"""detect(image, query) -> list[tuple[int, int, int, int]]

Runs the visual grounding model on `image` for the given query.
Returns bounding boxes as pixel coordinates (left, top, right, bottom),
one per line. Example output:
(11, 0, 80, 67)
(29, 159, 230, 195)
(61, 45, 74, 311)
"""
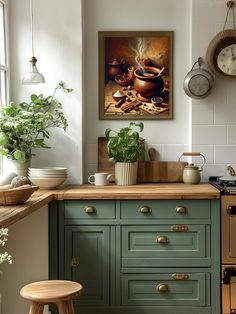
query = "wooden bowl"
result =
(0, 185, 39, 205)
(112, 91, 125, 102)
(115, 74, 133, 87)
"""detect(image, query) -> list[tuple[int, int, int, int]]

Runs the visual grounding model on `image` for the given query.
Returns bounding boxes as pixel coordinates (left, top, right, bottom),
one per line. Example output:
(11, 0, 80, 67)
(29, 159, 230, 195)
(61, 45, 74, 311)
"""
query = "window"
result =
(0, 0, 8, 107)
(0, 0, 8, 172)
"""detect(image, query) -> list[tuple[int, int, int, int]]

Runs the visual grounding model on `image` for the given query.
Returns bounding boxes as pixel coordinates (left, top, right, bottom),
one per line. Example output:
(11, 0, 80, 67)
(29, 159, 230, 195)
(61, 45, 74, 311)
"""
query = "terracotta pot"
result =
(133, 66, 164, 100)
(107, 58, 126, 79)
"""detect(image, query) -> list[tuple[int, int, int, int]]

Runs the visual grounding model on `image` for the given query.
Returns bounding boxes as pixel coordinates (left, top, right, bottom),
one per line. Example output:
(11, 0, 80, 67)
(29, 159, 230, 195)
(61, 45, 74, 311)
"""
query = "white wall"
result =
(8, 0, 84, 184)
(83, 0, 192, 180)
(0, 206, 48, 314)
(9, 0, 236, 183)
(192, 0, 236, 181)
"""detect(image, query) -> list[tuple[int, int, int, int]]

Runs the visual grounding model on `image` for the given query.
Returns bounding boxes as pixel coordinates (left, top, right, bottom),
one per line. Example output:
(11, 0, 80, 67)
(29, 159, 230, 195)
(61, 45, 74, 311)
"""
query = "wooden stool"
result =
(20, 280, 83, 314)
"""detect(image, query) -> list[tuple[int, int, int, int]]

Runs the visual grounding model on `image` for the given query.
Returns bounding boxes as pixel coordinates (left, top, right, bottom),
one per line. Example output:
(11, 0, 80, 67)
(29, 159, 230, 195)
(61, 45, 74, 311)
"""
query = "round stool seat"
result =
(20, 280, 83, 314)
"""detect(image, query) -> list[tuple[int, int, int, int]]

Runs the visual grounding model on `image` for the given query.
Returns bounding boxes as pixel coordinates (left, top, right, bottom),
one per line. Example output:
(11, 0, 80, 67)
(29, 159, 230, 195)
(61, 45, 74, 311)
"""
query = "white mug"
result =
(88, 172, 112, 186)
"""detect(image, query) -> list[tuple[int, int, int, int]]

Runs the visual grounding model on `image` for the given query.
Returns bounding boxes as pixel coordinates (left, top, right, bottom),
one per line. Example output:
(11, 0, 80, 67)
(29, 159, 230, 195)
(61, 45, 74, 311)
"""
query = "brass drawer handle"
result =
(172, 225, 188, 232)
(84, 206, 96, 214)
(139, 206, 151, 214)
(172, 273, 189, 280)
(72, 257, 80, 268)
(156, 283, 169, 292)
(175, 205, 187, 214)
(157, 235, 168, 244)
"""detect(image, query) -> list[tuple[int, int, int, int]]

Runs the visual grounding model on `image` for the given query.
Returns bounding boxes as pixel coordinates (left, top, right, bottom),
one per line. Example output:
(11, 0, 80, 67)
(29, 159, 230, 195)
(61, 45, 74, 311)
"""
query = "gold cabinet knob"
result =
(157, 235, 168, 244)
(175, 205, 187, 214)
(72, 257, 80, 268)
(139, 206, 151, 214)
(84, 206, 96, 214)
(156, 283, 169, 292)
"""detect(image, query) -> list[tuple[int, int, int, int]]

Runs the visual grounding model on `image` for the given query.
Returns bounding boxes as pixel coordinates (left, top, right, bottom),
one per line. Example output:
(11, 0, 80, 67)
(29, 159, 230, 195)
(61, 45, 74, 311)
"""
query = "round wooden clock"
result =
(206, 29, 236, 79)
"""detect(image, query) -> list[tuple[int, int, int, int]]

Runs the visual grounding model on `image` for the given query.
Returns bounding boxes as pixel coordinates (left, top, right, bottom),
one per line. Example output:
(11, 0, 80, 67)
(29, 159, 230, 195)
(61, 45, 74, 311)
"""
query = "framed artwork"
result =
(99, 31, 173, 120)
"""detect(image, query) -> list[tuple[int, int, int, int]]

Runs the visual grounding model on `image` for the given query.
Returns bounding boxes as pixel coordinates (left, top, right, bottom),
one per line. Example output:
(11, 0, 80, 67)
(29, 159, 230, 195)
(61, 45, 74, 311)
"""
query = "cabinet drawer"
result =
(64, 200, 116, 219)
(121, 272, 210, 306)
(120, 200, 210, 220)
(122, 225, 209, 259)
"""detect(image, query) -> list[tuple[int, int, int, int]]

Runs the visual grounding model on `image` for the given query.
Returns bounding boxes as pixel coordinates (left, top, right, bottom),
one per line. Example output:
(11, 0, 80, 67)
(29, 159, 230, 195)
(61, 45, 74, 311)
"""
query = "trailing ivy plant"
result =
(0, 81, 72, 163)
(105, 122, 145, 163)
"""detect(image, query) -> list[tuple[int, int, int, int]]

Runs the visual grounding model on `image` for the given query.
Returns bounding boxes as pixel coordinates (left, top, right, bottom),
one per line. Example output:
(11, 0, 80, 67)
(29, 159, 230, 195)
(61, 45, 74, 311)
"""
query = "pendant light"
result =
(22, 0, 45, 84)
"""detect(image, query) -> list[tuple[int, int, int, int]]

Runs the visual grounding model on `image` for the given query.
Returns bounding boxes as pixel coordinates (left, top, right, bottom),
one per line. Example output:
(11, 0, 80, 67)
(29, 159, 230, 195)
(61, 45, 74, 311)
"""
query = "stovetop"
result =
(209, 176, 236, 195)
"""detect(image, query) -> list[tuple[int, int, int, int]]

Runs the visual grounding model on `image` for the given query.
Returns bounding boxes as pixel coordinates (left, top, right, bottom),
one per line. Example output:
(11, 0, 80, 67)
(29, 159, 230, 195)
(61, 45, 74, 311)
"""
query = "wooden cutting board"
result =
(97, 138, 187, 182)
(98, 137, 116, 181)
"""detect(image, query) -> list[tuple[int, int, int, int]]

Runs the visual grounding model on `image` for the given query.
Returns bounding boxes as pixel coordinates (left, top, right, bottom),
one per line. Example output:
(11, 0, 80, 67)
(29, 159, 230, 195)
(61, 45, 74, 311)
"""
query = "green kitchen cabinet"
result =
(49, 198, 220, 314)
(64, 225, 110, 307)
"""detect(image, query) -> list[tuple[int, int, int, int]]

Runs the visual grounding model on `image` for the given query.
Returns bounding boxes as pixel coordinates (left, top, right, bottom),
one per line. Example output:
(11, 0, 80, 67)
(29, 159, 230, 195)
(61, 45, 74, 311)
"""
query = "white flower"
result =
(0, 228, 12, 265)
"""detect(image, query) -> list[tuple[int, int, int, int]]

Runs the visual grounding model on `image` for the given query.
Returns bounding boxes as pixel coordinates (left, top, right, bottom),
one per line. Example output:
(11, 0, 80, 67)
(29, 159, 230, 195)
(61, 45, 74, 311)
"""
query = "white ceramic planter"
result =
(115, 162, 138, 185)
(5, 159, 31, 177)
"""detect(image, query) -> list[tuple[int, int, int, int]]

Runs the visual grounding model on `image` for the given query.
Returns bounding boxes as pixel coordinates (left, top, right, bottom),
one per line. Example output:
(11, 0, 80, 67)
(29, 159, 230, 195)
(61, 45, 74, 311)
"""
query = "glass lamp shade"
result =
(22, 56, 45, 84)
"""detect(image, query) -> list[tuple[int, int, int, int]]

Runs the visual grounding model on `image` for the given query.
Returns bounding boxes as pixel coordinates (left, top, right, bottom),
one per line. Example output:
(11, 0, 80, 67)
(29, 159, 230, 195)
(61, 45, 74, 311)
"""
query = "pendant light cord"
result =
(223, 1, 236, 30)
(30, 0, 34, 57)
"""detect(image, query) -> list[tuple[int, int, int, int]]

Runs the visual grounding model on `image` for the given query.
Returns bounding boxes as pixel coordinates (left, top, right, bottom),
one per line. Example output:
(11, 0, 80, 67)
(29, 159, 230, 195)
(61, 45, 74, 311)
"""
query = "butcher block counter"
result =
(0, 183, 220, 227)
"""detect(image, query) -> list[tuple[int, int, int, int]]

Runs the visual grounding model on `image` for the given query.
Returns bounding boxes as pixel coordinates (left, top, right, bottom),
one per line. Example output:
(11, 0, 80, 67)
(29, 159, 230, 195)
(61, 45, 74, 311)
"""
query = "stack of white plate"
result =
(28, 167, 67, 189)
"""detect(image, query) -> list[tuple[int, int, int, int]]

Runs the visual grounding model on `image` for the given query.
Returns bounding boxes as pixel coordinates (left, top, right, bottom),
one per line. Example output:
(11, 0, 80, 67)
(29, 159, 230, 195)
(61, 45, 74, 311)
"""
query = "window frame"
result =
(0, 0, 9, 172)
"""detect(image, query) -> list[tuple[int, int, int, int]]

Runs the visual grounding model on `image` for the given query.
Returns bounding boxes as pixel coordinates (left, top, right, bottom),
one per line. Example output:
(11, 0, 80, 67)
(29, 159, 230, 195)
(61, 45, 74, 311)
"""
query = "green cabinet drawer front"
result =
(64, 225, 110, 306)
(122, 225, 209, 258)
(64, 200, 116, 219)
(121, 272, 210, 306)
(121, 200, 210, 220)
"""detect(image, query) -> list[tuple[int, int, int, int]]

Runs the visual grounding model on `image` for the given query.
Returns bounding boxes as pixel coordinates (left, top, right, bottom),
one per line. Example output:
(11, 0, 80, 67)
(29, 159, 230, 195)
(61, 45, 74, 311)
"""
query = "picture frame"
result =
(99, 31, 173, 120)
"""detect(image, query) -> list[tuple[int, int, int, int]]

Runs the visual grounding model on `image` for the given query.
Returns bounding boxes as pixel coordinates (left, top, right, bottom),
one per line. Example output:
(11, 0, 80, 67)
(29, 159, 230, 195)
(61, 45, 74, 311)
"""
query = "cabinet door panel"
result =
(121, 272, 210, 306)
(65, 225, 110, 306)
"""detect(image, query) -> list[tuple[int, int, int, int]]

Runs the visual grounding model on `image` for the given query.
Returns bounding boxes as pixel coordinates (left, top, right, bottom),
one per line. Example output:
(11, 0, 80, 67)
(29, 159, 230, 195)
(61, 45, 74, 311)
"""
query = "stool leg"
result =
(66, 299, 75, 314)
(57, 299, 75, 314)
(29, 301, 44, 314)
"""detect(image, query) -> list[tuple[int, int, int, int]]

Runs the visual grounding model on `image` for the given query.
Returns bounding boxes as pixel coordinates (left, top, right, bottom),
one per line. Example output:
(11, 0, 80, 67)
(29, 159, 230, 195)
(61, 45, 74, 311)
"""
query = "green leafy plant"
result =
(0, 228, 12, 265)
(105, 122, 145, 163)
(0, 81, 72, 163)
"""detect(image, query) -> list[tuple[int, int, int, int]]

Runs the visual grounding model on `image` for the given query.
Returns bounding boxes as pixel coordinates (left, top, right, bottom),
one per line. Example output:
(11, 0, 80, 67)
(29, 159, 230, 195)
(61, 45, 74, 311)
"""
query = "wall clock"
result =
(206, 29, 236, 79)
(206, 1, 236, 79)
(183, 58, 214, 99)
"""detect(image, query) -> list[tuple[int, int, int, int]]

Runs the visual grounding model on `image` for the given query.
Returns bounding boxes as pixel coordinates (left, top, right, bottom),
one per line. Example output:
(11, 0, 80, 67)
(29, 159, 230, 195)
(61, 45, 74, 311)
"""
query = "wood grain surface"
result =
(63, 183, 220, 200)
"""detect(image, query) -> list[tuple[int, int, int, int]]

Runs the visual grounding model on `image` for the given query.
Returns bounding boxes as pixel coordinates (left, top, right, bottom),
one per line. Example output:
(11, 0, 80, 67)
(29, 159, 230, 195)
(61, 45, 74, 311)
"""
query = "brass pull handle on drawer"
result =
(139, 206, 151, 214)
(172, 273, 189, 280)
(72, 257, 80, 268)
(84, 206, 96, 214)
(175, 205, 187, 214)
(157, 235, 168, 244)
(156, 283, 169, 292)
(172, 225, 188, 232)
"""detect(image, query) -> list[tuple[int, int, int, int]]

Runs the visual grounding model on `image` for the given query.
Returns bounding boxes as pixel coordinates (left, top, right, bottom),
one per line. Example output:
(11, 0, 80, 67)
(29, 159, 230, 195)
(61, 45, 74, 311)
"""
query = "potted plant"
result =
(105, 122, 145, 185)
(0, 81, 72, 176)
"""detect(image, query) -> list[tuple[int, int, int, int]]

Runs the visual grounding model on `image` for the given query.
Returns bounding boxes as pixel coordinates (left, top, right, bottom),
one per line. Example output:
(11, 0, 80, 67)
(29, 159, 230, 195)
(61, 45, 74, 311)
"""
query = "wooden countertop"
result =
(0, 183, 220, 227)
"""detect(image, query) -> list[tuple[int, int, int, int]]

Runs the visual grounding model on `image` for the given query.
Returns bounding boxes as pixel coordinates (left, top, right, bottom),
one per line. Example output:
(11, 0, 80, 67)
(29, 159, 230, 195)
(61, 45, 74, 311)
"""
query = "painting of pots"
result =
(99, 31, 173, 120)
